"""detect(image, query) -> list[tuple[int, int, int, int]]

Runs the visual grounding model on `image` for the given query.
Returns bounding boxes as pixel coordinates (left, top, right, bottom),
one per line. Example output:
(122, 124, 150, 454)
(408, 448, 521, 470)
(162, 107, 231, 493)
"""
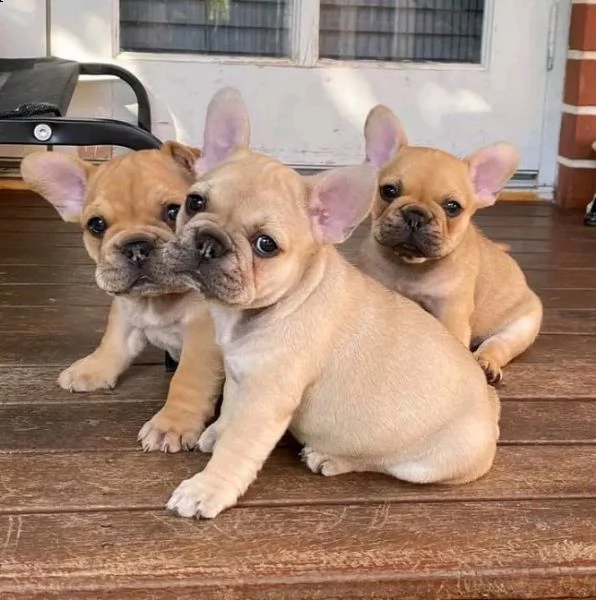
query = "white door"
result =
(50, 0, 568, 187)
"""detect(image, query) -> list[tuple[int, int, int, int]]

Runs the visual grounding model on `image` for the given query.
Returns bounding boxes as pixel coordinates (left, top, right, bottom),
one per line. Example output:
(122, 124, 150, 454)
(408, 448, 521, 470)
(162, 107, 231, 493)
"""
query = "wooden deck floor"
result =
(0, 191, 595, 599)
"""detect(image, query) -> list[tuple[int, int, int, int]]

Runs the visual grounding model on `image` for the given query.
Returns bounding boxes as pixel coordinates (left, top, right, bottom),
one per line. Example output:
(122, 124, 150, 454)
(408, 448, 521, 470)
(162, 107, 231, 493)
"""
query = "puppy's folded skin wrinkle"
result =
(20, 142, 224, 453)
(160, 86, 500, 521)
(359, 104, 543, 384)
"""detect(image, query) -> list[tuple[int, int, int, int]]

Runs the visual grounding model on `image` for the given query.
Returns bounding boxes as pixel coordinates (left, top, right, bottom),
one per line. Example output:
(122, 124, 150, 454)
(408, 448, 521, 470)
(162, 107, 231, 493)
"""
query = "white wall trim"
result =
(571, 0, 596, 4)
(562, 103, 596, 114)
(537, 0, 572, 188)
(558, 155, 596, 168)
(568, 50, 596, 59)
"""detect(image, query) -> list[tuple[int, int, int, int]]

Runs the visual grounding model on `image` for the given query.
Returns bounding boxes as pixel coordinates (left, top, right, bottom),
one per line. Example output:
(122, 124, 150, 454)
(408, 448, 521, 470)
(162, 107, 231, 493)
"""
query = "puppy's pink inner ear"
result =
(20, 154, 90, 222)
(308, 165, 377, 245)
(467, 144, 520, 207)
(366, 127, 399, 169)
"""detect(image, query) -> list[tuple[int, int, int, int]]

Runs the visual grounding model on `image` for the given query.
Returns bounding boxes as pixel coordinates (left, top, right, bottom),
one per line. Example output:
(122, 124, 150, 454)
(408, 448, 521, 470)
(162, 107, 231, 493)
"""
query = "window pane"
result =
(319, 0, 485, 64)
(120, 0, 292, 58)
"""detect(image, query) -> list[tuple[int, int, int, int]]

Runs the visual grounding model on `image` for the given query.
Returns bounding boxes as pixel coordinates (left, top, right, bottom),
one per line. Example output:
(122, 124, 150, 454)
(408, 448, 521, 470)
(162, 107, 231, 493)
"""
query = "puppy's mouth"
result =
(375, 221, 444, 262)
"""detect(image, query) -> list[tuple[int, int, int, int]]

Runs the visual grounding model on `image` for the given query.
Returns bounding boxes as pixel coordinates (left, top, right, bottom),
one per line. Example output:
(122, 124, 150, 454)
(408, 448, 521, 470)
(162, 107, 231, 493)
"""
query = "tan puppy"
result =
(20, 145, 223, 452)
(159, 87, 500, 520)
(358, 106, 543, 384)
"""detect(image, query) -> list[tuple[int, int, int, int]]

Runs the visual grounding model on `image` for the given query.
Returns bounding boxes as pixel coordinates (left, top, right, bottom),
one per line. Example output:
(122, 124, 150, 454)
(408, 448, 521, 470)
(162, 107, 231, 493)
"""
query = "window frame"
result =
(112, 0, 495, 72)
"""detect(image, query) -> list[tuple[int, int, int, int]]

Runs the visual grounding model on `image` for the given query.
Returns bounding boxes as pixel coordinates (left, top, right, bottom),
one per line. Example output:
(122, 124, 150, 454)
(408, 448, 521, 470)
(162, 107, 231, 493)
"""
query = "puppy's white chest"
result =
(118, 296, 192, 360)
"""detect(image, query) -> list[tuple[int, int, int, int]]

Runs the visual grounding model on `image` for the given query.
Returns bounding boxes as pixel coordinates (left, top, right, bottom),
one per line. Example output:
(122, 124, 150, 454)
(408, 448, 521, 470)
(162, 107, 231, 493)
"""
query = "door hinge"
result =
(546, 0, 559, 71)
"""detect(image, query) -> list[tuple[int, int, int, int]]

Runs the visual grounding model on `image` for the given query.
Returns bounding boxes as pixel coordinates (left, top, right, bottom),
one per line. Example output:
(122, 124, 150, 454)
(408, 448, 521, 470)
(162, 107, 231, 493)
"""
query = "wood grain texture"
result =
(1, 446, 594, 515)
(0, 400, 593, 453)
(0, 501, 594, 598)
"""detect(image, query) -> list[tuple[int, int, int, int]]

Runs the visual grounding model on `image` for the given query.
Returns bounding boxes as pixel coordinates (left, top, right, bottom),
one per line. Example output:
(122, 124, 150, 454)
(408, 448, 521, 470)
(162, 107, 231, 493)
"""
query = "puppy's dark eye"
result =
(87, 216, 107, 237)
(252, 235, 279, 258)
(164, 203, 181, 223)
(185, 193, 207, 214)
(380, 182, 401, 202)
(443, 199, 463, 218)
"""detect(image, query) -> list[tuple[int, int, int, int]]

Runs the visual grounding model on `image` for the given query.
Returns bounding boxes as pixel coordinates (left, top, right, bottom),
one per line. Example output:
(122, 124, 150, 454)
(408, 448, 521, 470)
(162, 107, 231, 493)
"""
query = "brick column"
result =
(556, 0, 596, 209)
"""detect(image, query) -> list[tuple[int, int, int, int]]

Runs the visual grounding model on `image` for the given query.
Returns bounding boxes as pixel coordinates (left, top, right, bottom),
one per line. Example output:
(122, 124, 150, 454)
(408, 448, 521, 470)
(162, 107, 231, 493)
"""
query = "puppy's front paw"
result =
(300, 446, 355, 477)
(474, 353, 503, 385)
(166, 472, 238, 519)
(58, 357, 118, 392)
(138, 406, 206, 453)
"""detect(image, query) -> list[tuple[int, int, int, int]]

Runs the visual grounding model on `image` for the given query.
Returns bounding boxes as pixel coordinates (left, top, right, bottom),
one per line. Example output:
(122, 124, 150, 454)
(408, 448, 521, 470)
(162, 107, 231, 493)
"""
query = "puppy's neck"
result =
(117, 289, 200, 325)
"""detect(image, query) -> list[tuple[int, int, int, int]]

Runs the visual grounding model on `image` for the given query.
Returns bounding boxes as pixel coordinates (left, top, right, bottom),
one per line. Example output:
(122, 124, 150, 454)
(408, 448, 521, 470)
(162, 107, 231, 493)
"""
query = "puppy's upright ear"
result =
(195, 87, 251, 175)
(20, 152, 95, 223)
(306, 165, 377, 245)
(162, 141, 202, 179)
(364, 105, 408, 169)
(465, 142, 520, 208)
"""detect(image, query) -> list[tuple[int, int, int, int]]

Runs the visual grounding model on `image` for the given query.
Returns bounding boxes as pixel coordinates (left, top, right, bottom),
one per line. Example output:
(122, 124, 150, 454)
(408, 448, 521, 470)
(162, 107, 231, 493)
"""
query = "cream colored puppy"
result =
(158, 88, 500, 520)
(21, 144, 224, 452)
(358, 106, 543, 384)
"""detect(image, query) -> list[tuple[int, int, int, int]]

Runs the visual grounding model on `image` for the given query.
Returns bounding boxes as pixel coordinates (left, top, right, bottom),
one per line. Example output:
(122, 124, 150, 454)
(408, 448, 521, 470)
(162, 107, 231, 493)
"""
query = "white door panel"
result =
(51, 0, 560, 179)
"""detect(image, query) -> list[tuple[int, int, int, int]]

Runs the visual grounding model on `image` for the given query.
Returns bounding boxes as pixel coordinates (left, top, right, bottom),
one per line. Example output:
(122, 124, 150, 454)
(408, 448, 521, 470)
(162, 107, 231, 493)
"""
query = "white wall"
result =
(0, 1, 47, 157)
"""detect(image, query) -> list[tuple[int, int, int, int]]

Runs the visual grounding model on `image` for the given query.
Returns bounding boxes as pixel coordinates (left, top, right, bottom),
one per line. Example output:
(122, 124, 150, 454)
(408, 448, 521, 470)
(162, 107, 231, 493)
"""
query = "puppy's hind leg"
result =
(386, 388, 500, 485)
(474, 294, 542, 384)
(301, 446, 371, 477)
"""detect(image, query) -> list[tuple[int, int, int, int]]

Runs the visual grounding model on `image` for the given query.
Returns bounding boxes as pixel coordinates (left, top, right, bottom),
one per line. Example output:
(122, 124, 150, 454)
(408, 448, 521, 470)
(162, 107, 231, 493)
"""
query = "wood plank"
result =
(0, 333, 162, 367)
(1, 304, 594, 338)
(525, 269, 596, 289)
(542, 309, 596, 334)
(0, 247, 93, 265)
(0, 500, 594, 598)
(1, 446, 594, 516)
(0, 284, 108, 307)
(0, 366, 171, 405)
(0, 265, 95, 285)
(0, 400, 593, 453)
(3, 361, 596, 404)
(502, 361, 596, 398)
(31, 442, 596, 510)
(3, 265, 596, 290)
(0, 331, 592, 368)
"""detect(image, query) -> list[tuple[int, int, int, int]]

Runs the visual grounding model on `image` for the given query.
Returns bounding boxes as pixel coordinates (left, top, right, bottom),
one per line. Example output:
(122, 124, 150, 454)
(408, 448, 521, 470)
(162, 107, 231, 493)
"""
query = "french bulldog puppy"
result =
(358, 105, 543, 384)
(159, 87, 500, 520)
(20, 144, 224, 452)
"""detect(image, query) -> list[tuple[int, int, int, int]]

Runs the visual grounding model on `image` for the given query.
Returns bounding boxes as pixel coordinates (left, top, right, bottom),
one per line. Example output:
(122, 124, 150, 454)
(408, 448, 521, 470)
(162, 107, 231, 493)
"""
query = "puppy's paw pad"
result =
(58, 361, 117, 393)
(197, 422, 221, 454)
(301, 447, 352, 477)
(138, 408, 205, 453)
(166, 474, 237, 519)
(475, 356, 503, 385)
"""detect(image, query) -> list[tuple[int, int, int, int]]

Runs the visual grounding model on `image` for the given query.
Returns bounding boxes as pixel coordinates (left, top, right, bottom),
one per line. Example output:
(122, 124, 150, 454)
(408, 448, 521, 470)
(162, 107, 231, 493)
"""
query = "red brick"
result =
(569, 3, 596, 51)
(556, 163, 596, 209)
(559, 113, 596, 159)
(564, 59, 596, 106)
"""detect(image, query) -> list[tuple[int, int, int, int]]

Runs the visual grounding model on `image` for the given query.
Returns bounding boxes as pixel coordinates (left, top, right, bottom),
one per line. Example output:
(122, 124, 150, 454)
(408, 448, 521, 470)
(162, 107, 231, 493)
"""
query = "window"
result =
(120, 0, 486, 64)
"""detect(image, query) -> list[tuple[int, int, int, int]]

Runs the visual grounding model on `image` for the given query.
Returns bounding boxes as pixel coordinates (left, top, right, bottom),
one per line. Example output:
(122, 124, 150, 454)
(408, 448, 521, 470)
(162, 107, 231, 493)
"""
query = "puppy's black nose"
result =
(122, 240, 153, 266)
(402, 208, 429, 231)
(195, 231, 227, 262)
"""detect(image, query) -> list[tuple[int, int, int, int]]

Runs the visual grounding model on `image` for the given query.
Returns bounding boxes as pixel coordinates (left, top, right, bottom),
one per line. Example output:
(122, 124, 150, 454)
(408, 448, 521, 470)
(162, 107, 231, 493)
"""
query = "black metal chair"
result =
(0, 56, 178, 371)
